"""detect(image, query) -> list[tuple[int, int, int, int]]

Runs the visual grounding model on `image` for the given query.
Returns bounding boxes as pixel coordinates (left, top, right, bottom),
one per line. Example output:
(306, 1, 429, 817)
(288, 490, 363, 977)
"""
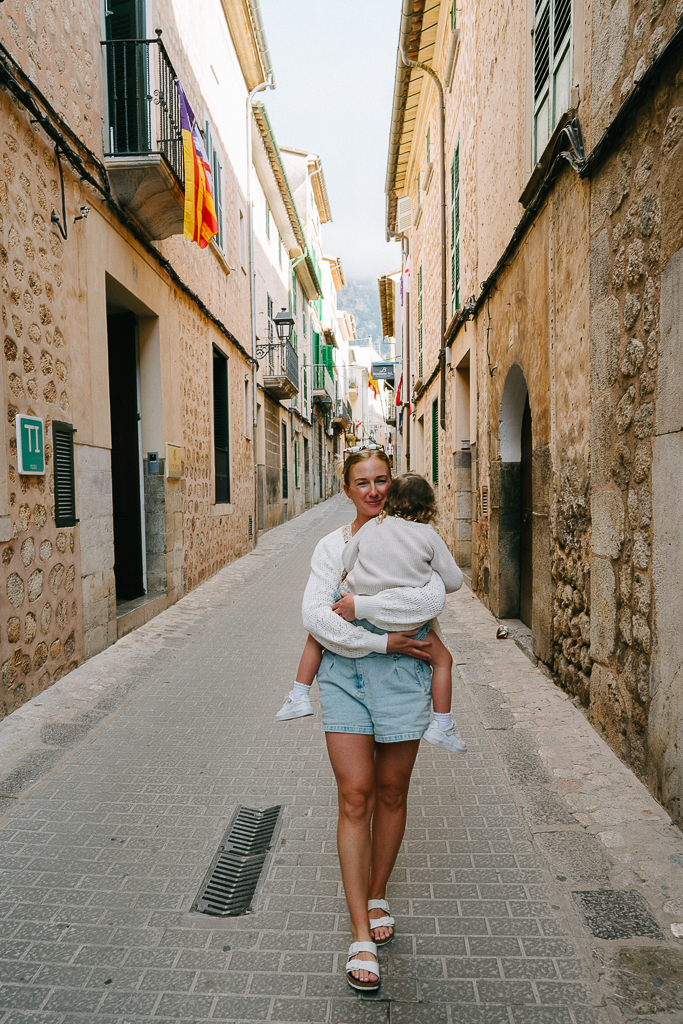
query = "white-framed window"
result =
(533, 0, 572, 162)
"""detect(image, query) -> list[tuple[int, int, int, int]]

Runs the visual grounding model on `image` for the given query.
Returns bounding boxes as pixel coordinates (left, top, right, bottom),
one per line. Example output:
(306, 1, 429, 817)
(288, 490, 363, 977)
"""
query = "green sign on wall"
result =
(16, 414, 45, 475)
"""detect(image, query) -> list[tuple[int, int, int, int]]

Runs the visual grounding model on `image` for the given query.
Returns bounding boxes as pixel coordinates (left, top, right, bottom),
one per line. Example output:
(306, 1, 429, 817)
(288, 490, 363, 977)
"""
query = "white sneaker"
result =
(423, 720, 467, 753)
(275, 691, 314, 721)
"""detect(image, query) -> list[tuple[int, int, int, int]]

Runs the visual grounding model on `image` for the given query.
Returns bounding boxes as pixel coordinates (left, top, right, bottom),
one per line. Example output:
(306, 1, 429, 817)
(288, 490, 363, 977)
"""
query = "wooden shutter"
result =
(213, 349, 230, 504)
(451, 144, 460, 314)
(534, 0, 572, 162)
(432, 398, 439, 484)
(281, 422, 288, 499)
(52, 421, 78, 528)
(213, 149, 223, 250)
(417, 265, 423, 379)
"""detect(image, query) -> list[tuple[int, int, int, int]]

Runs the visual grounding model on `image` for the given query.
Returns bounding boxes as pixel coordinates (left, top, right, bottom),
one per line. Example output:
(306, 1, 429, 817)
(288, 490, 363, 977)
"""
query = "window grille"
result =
(267, 294, 274, 375)
(417, 265, 423, 379)
(451, 143, 460, 314)
(213, 349, 230, 504)
(52, 421, 77, 527)
(432, 398, 439, 484)
(481, 485, 489, 520)
(533, 0, 572, 162)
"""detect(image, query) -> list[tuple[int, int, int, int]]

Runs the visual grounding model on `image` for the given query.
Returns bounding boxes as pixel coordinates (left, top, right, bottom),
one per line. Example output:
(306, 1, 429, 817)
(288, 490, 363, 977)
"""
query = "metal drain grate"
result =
(193, 804, 282, 917)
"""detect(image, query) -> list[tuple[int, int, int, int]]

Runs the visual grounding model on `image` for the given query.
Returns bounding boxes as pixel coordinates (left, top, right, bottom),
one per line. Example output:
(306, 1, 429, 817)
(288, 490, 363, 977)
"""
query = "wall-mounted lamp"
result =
(74, 206, 90, 222)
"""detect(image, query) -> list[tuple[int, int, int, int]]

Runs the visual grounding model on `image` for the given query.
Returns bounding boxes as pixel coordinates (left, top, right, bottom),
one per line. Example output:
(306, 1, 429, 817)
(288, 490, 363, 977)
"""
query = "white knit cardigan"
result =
(301, 525, 447, 659)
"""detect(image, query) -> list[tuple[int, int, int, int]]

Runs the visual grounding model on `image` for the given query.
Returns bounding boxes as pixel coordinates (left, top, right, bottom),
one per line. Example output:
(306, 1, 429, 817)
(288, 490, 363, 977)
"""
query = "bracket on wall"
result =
(50, 144, 68, 240)
(558, 116, 586, 174)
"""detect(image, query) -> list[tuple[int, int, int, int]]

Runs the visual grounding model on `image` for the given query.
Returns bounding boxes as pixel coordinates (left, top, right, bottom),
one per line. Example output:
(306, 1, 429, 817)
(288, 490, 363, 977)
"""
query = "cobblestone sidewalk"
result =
(1, 496, 682, 1024)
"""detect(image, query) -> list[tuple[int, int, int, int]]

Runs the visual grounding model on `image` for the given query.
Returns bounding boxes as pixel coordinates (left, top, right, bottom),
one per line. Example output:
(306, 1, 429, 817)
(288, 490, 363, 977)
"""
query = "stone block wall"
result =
(588, 0, 683, 816)
(76, 442, 115, 661)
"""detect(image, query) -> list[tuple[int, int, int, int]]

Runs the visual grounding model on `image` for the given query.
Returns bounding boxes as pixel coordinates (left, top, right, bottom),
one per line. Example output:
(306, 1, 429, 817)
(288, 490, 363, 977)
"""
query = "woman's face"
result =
(344, 457, 392, 520)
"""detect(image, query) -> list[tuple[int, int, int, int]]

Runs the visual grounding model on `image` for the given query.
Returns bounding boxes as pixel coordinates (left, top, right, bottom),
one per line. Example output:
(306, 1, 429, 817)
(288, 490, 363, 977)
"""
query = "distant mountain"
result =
(338, 280, 382, 347)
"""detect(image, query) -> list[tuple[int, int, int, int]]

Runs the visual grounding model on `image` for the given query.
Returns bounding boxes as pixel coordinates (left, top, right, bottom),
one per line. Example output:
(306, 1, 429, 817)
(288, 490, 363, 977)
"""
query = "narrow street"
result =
(1, 495, 682, 1024)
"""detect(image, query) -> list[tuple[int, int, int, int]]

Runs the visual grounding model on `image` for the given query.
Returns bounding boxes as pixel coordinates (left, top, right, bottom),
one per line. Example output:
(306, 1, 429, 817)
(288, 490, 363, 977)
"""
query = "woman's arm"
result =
(353, 570, 447, 625)
(302, 537, 390, 658)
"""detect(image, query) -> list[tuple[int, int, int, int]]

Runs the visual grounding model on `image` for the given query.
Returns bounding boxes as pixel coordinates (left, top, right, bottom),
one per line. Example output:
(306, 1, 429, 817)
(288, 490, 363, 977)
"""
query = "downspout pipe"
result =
(247, 74, 274, 542)
(400, 50, 447, 432)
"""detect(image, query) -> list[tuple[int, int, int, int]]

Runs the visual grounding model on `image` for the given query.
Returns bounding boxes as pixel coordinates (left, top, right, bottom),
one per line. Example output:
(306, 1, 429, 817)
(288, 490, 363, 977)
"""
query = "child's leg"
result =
(428, 634, 453, 715)
(295, 634, 324, 687)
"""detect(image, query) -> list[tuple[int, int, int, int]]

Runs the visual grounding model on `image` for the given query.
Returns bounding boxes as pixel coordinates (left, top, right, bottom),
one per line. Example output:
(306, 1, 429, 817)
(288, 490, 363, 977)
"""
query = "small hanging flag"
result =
(395, 374, 403, 407)
(368, 369, 379, 397)
(177, 81, 218, 248)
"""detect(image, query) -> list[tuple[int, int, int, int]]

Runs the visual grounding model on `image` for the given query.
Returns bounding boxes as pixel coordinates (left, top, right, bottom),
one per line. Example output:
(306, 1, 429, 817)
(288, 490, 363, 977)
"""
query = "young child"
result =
(276, 473, 467, 753)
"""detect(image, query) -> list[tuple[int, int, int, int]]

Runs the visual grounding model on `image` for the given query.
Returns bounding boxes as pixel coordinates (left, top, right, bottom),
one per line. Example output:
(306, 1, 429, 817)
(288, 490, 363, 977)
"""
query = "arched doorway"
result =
(493, 364, 532, 625)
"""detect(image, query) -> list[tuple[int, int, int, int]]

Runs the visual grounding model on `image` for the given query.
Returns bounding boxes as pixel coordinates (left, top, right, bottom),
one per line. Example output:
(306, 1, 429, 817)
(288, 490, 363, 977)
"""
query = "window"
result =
(265, 203, 271, 240)
(451, 0, 457, 29)
(244, 377, 251, 439)
(426, 125, 431, 166)
(239, 210, 246, 270)
(417, 264, 423, 379)
(291, 268, 297, 317)
(213, 348, 230, 503)
(451, 142, 460, 314)
(432, 398, 439, 485)
(302, 307, 307, 338)
(205, 121, 224, 251)
(533, 0, 572, 162)
(281, 422, 289, 500)
(294, 440, 299, 488)
(417, 170, 421, 206)
(52, 420, 77, 527)
(267, 294, 274, 374)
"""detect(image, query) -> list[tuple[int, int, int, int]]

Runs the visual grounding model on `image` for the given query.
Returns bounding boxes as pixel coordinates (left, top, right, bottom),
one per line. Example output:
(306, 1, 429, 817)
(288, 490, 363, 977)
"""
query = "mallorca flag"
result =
(177, 82, 218, 248)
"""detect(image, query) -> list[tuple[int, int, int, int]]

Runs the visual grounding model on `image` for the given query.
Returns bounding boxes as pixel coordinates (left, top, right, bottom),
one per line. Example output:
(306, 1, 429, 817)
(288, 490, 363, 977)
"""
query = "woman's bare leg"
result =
(368, 739, 420, 942)
(325, 732, 378, 983)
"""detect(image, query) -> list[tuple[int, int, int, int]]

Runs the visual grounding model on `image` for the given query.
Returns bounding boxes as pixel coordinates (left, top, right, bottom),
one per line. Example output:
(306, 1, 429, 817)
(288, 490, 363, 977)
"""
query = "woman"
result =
(301, 448, 447, 990)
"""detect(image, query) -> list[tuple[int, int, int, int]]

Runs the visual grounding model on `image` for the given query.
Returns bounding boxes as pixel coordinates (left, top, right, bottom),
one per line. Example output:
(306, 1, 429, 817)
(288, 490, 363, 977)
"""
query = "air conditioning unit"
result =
(396, 196, 412, 233)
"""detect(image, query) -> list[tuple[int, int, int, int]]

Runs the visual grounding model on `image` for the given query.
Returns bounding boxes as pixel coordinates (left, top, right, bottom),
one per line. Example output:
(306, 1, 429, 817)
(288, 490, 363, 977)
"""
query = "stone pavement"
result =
(1, 495, 683, 1024)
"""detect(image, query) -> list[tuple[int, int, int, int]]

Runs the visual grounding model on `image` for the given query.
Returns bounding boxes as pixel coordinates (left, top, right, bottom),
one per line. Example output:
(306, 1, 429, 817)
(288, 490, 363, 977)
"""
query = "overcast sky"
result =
(259, 0, 401, 283)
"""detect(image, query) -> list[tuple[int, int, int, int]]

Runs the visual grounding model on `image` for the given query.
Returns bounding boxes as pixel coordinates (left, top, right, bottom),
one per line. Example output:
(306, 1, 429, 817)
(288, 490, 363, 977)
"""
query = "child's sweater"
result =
(342, 516, 463, 629)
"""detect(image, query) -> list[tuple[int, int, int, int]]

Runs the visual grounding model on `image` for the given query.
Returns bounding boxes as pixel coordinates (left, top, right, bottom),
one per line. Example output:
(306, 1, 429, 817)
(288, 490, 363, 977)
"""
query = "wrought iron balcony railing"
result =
(102, 31, 183, 185)
(261, 340, 299, 400)
(333, 398, 352, 426)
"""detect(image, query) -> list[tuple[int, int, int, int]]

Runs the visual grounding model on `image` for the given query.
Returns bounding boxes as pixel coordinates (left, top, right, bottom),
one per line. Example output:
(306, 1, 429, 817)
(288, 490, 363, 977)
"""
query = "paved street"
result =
(1, 495, 683, 1024)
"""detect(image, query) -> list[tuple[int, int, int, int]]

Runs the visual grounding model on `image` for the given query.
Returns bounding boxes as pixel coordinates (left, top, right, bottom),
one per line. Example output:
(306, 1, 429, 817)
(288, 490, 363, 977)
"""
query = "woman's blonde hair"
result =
(335, 449, 393, 487)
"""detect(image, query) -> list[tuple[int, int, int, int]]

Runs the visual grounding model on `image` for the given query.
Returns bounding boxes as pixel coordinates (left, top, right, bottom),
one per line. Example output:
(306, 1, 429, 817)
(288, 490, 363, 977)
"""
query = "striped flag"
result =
(177, 82, 218, 249)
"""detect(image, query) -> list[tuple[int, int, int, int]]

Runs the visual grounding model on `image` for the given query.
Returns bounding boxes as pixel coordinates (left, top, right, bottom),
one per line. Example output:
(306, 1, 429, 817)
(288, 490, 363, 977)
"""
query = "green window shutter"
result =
(313, 331, 321, 365)
(426, 125, 431, 165)
(451, 0, 457, 29)
(281, 422, 288, 500)
(417, 264, 423, 379)
(213, 149, 223, 250)
(432, 398, 439, 484)
(213, 348, 230, 503)
(52, 420, 77, 527)
(451, 144, 460, 314)
(294, 440, 299, 488)
(322, 345, 334, 375)
(533, 0, 572, 162)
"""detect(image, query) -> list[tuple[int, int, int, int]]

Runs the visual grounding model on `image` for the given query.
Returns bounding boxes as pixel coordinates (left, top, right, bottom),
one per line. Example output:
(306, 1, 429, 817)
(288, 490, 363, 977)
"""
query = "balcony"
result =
(385, 403, 397, 425)
(311, 364, 335, 405)
(102, 32, 185, 239)
(333, 398, 352, 428)
(261, 340, 299, 400)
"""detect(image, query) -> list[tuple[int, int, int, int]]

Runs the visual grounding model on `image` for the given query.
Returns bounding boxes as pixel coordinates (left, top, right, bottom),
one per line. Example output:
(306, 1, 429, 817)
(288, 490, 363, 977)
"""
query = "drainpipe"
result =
(400, 49, 447, 432)
(247, 74, 274, 541)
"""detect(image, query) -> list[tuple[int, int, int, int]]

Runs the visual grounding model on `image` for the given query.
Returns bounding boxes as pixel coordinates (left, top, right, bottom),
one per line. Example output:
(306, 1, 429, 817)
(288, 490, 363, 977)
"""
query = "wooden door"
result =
(520, 394, 533, 627)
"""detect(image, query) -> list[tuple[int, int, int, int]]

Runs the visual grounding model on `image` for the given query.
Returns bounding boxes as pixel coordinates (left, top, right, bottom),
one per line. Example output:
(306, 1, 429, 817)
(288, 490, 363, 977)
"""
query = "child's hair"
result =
(383, 472, 438, 524)
(335, 448, 393, 487)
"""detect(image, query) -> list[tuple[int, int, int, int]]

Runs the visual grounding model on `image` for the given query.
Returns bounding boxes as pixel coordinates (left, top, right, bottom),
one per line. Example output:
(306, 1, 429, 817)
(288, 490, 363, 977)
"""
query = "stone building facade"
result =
(0, 0, 343, 718)
(386, 0, 683, 823)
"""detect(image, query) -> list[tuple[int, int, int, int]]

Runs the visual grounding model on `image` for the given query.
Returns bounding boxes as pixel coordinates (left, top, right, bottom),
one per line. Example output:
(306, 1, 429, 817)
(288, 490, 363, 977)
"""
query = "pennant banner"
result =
(177, 81, 218, 249)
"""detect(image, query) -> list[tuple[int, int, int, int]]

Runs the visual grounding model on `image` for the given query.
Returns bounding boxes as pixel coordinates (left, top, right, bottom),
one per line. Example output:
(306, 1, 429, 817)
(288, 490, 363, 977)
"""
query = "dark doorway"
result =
(520, 394, 533, 627)
(107, 312, 145, 601)
(304, 437, 310, 507)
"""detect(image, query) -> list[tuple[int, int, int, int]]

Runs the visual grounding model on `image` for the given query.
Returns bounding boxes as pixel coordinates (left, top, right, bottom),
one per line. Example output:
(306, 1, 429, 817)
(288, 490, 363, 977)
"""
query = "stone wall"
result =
(588, 0, 683, 817)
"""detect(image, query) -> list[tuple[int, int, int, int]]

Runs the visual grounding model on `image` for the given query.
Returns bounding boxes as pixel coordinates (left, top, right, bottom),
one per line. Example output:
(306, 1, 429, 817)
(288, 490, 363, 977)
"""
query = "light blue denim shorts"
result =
(318, 593, 433, 743)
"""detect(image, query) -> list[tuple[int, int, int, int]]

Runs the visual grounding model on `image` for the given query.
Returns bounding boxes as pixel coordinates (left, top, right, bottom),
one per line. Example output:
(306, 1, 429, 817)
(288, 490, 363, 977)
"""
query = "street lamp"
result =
(274, 308, 295, 344)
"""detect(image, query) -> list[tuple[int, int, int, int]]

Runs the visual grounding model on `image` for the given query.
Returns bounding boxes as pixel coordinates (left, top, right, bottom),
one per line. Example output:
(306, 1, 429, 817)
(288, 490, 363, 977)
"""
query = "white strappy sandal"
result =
(368, 898, 395, 945)
(345, 940, 380, 991)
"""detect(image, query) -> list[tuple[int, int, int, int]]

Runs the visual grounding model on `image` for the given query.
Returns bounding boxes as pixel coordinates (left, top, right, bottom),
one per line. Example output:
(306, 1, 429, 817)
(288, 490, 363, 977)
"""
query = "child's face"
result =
(344, 457, 392, 520)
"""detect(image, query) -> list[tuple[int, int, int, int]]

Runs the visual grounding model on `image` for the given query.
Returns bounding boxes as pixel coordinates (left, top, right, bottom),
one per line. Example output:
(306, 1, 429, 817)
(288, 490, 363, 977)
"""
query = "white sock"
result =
(289, 681, 311, 701)
(433, 712, 453, 731)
